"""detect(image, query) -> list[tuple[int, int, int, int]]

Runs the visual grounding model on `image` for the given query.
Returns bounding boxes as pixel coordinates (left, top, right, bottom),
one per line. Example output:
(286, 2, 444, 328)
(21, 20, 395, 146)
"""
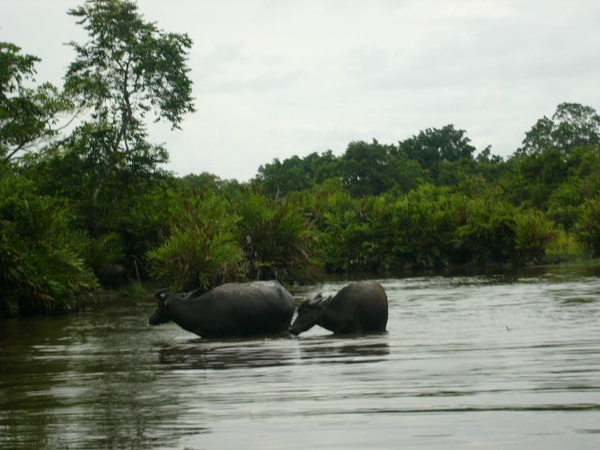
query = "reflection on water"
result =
(2, 265, 600, 448)
(157, 338, 299, 370)
(298, 336, 390, 365)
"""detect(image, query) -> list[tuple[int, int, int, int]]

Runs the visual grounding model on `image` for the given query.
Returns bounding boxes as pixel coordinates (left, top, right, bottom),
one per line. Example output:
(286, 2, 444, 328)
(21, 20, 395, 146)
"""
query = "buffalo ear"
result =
(155, 288, 170, 303)
(308, 292, 325, 306)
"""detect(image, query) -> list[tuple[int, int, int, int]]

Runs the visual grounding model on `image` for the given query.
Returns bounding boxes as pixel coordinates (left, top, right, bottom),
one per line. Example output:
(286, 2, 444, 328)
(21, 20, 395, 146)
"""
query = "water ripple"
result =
(2, 267, 600, 448)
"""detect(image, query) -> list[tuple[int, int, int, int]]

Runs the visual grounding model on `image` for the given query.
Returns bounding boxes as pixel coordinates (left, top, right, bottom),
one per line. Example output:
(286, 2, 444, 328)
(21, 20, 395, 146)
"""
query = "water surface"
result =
(2, 265, 600, 448)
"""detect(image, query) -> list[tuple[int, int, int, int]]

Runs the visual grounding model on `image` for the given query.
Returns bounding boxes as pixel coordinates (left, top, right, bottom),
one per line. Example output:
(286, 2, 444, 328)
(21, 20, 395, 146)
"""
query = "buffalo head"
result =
(289, 293, 328, 335)
(148, 289, 172, 326)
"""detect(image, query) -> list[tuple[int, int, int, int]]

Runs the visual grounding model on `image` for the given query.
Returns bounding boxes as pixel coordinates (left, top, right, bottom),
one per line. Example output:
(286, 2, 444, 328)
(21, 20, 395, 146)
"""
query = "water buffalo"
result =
(149, 281, 295, 338)
(96, 263, 129, 289)
(290, 281, 388, 335)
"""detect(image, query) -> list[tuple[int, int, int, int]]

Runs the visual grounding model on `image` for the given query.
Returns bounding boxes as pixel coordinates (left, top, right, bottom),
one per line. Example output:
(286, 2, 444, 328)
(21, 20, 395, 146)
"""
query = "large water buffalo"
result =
(149, 281, 295, 338)
(290, 281, 388, 335)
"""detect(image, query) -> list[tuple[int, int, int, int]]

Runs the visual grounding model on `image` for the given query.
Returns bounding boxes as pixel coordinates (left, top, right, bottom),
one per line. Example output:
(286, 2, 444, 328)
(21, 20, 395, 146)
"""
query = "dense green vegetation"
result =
(2, 0, 600, 316)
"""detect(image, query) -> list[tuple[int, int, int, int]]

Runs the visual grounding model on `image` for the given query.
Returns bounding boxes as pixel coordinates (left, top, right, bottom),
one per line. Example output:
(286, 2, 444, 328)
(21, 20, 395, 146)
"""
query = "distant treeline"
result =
(2, 1, 600, 316)
(185, 100, 600, 272)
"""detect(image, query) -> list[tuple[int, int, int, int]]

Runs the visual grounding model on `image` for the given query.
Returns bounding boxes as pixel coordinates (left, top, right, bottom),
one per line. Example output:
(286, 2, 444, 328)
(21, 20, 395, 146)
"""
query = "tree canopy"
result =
(519, 102, 600, 155)
(0, 42, 72, 163)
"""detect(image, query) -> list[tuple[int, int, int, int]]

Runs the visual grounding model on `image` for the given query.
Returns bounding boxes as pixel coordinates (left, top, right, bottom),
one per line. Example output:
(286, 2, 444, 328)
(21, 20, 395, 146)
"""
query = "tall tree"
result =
(341, 139, 412, 197)
(506, 103, 600, 211)
(397, 124, 476, 181)
(255, 150, 342, 196)
(256, 156, 313, 196)
(63, 0, 195, 210)
(0, 42, 72, 163)
(518, 102, 600, 155)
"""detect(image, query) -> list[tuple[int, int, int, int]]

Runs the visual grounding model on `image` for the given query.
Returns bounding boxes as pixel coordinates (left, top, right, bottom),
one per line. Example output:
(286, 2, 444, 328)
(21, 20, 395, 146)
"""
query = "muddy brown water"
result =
(2, 266, 600, 448)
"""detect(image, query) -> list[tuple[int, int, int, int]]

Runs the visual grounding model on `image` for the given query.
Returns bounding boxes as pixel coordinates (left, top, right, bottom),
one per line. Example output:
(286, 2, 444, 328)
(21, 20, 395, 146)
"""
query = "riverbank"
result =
(4, 256, 600, 320)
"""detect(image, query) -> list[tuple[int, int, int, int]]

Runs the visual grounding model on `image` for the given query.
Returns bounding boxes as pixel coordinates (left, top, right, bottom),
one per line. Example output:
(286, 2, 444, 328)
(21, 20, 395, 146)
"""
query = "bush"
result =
(453, 198, 557, 266)
(312, 185, 465, 271)
(453, 198, 518, 265)
(387, 185, 462, 269)
(235, 193, 318, 284)
(545, 229, 585, 260)
(147, 194, 243, 291)
(312, 191, 376, 272)
(0, 172, 97, 315)
(575, 197, 600, 256)
(81, 232, 125, 272)
(514, 210, 556, 263)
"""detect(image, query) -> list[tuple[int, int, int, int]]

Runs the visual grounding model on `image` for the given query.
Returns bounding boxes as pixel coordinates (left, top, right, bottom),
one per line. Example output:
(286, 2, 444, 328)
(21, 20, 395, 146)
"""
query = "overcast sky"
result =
(2, 0, 600, 181)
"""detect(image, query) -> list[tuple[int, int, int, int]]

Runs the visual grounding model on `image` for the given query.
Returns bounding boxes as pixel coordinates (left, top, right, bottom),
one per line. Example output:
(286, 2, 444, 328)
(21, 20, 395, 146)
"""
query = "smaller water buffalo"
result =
(149, 281, 295, 338)
(290, 281, 388, 335)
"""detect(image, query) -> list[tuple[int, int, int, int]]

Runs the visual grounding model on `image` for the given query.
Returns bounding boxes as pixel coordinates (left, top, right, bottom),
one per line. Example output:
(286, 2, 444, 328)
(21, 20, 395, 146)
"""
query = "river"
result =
(1, 265, 600, 449)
